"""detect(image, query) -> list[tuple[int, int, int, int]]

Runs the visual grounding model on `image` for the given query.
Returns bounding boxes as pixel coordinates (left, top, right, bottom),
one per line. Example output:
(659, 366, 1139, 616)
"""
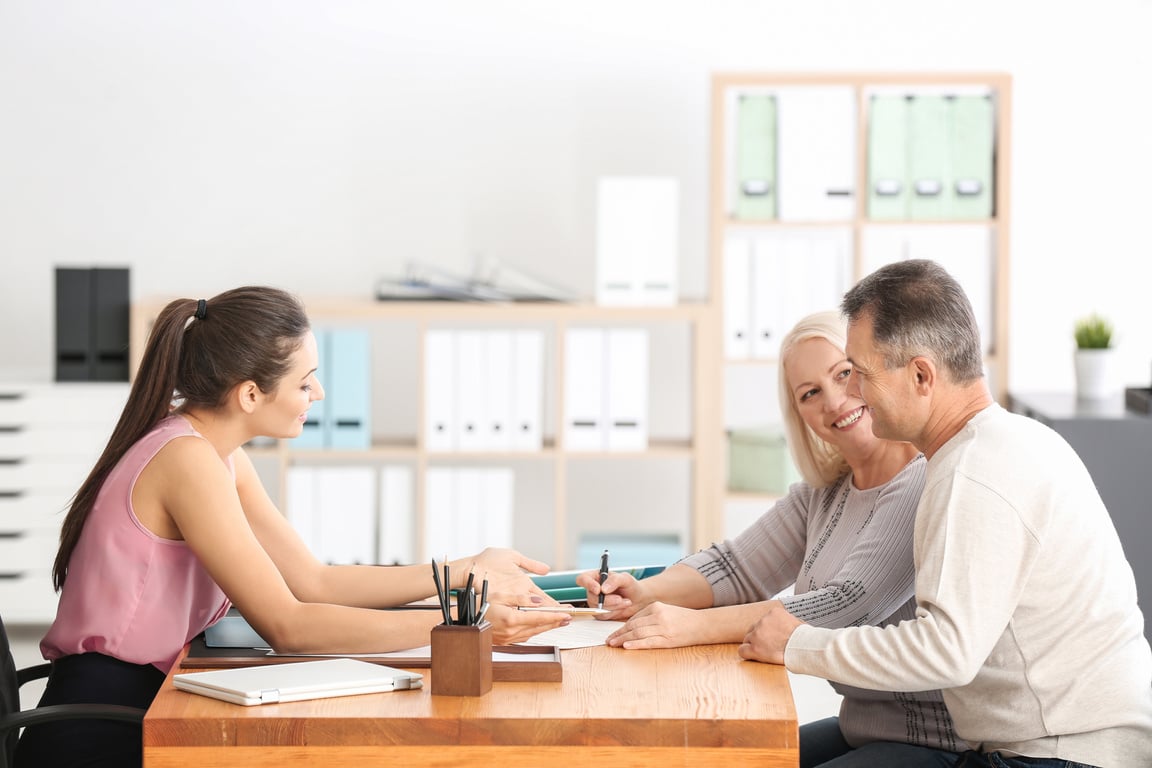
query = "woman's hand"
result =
(482, 596, 571, 645)
(574, 570, 647, 620)
(603, 601, 709, 649)
(458, 548, 552, 600)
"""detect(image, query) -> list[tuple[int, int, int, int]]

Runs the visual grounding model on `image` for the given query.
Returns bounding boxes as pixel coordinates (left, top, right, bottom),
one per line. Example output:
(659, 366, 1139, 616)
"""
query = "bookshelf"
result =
(711, 72, 1012, 511)
(130, 299, 723, 570)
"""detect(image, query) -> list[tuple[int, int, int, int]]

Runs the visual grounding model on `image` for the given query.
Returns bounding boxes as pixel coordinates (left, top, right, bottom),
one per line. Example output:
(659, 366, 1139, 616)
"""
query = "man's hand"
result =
(738, 600, 804, 665)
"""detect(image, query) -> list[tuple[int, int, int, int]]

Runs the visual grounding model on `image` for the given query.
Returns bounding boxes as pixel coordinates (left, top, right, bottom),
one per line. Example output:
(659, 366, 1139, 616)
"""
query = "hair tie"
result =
(194, 299, 207, 321)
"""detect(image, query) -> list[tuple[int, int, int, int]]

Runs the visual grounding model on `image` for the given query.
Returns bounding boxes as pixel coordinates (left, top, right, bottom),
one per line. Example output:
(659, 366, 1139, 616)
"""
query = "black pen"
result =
(431, 559, 452, 625)
(598, 549, 610, 610)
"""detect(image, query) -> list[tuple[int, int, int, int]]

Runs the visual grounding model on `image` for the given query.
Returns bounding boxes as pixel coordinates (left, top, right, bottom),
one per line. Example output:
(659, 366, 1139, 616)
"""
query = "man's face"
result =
(844, 315, 917, 442)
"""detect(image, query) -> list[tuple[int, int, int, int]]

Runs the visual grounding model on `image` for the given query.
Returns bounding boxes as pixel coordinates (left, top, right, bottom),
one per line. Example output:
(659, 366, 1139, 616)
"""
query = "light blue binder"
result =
(326, 328, 371, 449)
(292, 329, 327, 449)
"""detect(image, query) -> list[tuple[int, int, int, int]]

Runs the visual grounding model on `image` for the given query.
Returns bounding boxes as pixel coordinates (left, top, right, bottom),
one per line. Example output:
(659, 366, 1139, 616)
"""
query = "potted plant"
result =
(1073, 313, 1116, 400)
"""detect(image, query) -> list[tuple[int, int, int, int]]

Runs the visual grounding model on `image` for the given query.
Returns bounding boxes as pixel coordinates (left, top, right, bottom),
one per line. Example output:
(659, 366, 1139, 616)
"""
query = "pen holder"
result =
(430, 621, 493, 696)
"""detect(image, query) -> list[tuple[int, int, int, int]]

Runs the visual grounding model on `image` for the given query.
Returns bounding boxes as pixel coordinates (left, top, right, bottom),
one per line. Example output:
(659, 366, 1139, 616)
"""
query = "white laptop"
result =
(172, 658, 423, 706)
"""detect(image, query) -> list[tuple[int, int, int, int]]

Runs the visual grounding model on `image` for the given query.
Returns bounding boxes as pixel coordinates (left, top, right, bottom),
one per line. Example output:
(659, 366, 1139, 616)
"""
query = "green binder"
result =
(867, 95, 909, 220)
(735, 94, 777, 221)
(907, 95, 952, 220)
(949, 95, 995, 220)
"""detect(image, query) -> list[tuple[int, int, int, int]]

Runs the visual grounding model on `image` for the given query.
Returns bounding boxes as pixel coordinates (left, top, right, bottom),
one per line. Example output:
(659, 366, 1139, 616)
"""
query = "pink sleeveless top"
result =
(41, 415, 231, 673)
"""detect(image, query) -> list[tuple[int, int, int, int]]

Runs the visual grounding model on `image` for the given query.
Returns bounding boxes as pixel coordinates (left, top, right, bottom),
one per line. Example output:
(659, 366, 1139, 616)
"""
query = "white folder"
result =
(454, 468, 484, 559)
(424, 467, 456, 561)
(509, 330, 543, 451)
(378, 465, 414, 566)
(776, 87, 856, 221)
(424, 331, 456, 452)
(596, 177, 679, 306)
(564, 328, 606, 451)
(173, 659, 422, 706)
(723, 236, 752, 360)
(316, 467, 376, 565)
(784, 230, 853, 328)
(454, 330, 488, 452)
(750, 235, 787, 358)
(484, 331, 513, 452)
(285, 466, 318, 555)
(606, 329, 649, 451)
(480, 468, 515, 550)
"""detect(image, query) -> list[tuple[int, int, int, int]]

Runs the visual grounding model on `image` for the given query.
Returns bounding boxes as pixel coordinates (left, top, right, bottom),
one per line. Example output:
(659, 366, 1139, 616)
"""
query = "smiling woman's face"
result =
(784, 336, 876, 454)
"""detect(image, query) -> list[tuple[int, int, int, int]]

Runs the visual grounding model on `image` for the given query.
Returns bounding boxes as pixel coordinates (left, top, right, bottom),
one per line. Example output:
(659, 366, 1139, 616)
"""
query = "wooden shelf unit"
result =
(130, 299, 724, 569)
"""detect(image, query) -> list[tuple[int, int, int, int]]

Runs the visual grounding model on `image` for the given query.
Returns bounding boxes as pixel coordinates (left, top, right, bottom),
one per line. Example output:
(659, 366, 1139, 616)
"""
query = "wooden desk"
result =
(144, 643, 798, 767)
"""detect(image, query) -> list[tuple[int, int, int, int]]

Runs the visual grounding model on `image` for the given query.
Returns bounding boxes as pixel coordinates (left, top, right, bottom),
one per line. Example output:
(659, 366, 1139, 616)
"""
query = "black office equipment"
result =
(54, 267, 131, 382)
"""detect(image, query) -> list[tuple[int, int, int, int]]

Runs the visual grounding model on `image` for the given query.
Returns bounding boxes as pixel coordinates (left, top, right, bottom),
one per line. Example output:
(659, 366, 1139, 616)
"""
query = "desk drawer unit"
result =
(0, 383, 127, 623)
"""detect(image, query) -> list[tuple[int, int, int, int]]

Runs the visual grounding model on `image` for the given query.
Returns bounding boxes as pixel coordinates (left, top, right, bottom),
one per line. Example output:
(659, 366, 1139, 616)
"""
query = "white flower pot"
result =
(1074, 348, 1117, 400)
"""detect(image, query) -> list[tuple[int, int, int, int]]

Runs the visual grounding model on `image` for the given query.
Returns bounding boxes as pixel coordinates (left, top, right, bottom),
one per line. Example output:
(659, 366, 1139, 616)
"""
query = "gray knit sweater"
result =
(681, 454, 964, 751)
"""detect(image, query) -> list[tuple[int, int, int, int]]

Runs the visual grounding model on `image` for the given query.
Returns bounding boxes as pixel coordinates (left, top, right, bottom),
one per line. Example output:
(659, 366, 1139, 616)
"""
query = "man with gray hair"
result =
(739, 259, 1152, 767)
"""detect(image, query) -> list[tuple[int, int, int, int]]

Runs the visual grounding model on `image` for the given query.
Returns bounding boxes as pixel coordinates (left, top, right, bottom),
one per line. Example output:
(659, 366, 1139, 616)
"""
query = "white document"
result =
(519, 618, 625, 650)
(509, 330, 543, 451)
(723, 236, 752, 360)
(454, 330, 488, 452)
(424, 330, 456, 452)
(596, 177, 679, 306)
(776, 87, 856, 221)
(378, 465, 414, 566)
(563, 328, 605, 451)
(484, 331, 513, 451)
(173, 658, 422, 706)
(605, 329, 649, 451)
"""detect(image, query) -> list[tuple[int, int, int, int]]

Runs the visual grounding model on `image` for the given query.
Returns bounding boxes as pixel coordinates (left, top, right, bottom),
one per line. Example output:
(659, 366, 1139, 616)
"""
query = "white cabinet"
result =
(0, 383, 128, 624)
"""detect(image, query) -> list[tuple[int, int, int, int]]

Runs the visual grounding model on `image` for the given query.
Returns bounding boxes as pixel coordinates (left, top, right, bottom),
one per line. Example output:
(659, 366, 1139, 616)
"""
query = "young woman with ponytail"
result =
(16, 286, 567, 768)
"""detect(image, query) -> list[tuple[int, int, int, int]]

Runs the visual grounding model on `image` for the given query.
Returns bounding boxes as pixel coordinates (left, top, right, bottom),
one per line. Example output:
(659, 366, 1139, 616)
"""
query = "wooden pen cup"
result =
(430, 621, 493, 696)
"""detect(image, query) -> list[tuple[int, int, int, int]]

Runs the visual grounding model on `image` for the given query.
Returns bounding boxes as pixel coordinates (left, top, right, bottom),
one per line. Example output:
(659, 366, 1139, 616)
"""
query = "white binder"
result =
(723, 236, 752, 360)
(484, 331, 513, 451)
(563, 328, 606, 451)
(750, 236, 787, 359)
(378, 465, 414, 566)
(285, 466, 318, 555)
(595, 177, 679, 306)
(481, 468, 515, 550)
(424, 331, 456, 452)
(423, 467, 456, 560)
(606, 329, 649, 451)
(454, 330, 488, 452)
(776, 87, 856, 221)
(509, 330, 543, 451)
(316, 467, 376, 565)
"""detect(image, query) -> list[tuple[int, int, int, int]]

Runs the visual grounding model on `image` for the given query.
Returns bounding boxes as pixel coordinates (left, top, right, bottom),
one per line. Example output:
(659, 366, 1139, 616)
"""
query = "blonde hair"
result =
(776, 310, 851, 487)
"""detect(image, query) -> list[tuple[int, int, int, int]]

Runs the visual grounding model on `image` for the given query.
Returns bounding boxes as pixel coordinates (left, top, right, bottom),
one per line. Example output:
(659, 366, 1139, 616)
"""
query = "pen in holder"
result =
(431, 621, 493, 696)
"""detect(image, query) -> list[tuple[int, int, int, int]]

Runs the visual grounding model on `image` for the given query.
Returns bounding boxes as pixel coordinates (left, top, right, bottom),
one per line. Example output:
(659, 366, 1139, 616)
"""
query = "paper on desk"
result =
(518, 619, 624, 650)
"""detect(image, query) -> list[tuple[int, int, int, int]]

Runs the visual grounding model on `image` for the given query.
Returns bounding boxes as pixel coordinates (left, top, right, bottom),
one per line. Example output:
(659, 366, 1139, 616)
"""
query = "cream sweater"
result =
(785, 404, 1152, 766)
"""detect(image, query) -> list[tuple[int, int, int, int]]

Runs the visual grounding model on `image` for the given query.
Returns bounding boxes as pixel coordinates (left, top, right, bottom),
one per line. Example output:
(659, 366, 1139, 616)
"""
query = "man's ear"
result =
(235, 381, 262, 414)
(910, 357, 936, 393)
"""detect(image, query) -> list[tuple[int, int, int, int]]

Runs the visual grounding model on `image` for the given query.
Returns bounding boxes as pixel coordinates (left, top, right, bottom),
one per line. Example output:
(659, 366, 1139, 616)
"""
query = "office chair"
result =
(1, 612, 146, 768)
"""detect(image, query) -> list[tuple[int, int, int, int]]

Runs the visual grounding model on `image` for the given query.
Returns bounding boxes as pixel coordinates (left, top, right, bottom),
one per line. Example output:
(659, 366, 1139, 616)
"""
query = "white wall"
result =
(1, 0, 1150, 393)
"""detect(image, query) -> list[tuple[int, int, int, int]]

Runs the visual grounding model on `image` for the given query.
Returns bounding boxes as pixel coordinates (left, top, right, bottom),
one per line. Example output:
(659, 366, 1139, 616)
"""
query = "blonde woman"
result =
(580, 310, 963, 768)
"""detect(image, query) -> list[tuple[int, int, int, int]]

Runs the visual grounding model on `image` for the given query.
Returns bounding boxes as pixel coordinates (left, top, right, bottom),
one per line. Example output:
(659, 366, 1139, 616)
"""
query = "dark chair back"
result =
(1, 614, 21, 768)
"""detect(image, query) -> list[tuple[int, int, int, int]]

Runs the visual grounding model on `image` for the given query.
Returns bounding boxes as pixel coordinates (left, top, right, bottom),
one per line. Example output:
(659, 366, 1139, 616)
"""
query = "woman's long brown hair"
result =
(52, 286, 310, 590)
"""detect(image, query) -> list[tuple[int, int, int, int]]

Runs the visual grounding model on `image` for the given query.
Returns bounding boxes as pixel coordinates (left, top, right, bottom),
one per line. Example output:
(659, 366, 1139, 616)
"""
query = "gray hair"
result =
(840, 259, 984, 383)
